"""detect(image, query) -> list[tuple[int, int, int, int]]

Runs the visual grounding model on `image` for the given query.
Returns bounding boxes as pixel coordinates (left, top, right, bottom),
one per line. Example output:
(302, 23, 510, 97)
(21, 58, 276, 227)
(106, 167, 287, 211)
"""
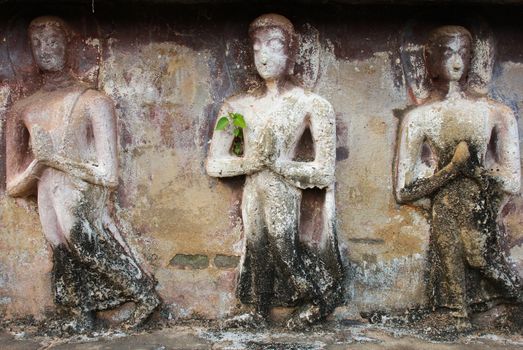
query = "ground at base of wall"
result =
(1, 322, 522, 350)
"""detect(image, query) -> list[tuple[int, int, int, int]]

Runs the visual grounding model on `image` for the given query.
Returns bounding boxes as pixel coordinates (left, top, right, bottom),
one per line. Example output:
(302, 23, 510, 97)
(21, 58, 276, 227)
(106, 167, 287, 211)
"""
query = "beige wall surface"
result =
(0, 3, 522, 320)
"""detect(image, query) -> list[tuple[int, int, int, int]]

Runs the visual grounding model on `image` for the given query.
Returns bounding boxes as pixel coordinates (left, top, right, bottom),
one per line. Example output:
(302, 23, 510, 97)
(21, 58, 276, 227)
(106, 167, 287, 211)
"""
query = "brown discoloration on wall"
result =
(0, 198, 53, 319)
(0, 3, 522, 322)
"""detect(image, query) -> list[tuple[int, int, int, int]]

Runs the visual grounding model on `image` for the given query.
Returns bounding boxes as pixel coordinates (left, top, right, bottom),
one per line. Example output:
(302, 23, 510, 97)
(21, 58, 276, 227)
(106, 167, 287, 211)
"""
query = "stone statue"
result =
(395, 25, 522, 327)
(5, 16, 160, 332)
(207, 14, 343, 329)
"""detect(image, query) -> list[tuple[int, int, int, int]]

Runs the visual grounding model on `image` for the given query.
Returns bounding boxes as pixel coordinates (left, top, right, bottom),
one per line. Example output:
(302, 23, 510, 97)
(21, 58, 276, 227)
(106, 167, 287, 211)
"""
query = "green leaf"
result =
(215, 116, 230, 131)
(233, 127, 241, 137)
(232, 113, 247, 129)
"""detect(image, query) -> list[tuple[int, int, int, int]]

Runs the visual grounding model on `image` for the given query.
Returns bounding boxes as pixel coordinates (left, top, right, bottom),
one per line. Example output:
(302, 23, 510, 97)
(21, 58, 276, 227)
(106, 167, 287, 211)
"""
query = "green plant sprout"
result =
(215, 112, 246, 156)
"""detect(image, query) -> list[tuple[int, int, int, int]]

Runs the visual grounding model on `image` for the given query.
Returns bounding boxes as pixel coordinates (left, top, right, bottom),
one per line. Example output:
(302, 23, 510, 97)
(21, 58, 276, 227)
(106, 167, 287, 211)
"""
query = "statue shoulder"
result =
(466, 96, 516, 124)
(402, 102, 436, 124)
(11, 95, 32, 115)
(222, 93, 255, 111)
(300, 89, 334, 115)
(10, 90, 45, 117)
(81, 87, 113, 102)
(486, 98, 516, 119)
(79, 88, 115, 112)
(398, 106, 434, 137)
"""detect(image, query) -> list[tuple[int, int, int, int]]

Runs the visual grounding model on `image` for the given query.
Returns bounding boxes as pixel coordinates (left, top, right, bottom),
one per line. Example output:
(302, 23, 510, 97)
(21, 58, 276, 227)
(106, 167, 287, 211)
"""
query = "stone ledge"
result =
(169, 254, 209, 269)
(2, 323, 523, 349)
(213, 254, 240, 269)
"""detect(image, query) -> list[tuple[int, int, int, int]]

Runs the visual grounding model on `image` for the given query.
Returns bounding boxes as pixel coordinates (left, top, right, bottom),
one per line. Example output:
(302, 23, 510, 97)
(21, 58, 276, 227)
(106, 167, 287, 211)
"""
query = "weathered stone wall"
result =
(0, 2, 522, 321)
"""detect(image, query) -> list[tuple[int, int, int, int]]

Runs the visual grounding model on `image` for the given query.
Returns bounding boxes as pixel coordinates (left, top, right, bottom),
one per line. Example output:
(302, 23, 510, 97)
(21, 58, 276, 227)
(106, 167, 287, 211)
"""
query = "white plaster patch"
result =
(349, 254, 427, 310)
(0, 296, 12, 304)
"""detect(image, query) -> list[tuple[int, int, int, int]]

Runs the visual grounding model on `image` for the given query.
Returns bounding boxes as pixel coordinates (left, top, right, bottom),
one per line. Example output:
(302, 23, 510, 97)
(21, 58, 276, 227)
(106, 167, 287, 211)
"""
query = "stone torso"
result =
(19, 84, 94, 167)
(406, 95, 503, 169)
(227, 86, 325, 163)
(225, 86, 328, 190)
(13, 83, 103, 197)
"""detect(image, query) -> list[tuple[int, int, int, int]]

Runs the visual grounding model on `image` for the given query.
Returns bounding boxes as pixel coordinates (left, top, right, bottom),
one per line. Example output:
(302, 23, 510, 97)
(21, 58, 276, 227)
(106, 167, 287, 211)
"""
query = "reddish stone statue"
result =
(6, 16, 160, 332)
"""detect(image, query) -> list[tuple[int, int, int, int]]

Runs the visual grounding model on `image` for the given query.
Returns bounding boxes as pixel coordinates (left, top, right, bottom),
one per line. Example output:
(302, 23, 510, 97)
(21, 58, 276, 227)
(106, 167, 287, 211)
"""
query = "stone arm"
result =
(395, 117, 463, 204)
(206, 103, 263, 177)
(485, 110, 521, 194)
(270, 99, 336, 189)
(6, 110, 44, 197)
(34, 93, 119, 189)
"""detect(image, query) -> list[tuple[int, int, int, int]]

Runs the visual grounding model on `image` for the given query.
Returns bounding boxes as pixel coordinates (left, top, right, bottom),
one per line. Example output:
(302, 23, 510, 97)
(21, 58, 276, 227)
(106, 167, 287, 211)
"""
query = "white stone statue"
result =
(395, 25, 522, 328)
(207, 13, 343, 329)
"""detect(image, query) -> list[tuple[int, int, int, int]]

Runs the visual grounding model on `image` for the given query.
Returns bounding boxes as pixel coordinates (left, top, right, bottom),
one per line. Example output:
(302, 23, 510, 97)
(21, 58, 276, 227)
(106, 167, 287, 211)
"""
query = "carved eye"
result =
(32, 39, 41, 48)
(268, 38, 284, 51)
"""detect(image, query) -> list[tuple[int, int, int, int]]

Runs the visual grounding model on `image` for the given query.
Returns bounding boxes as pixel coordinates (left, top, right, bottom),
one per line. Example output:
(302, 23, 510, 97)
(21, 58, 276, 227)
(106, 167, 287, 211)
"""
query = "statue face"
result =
(428, 35, 471, 82)
(30, 24, 67, 72)
(252, 27, 290, 81)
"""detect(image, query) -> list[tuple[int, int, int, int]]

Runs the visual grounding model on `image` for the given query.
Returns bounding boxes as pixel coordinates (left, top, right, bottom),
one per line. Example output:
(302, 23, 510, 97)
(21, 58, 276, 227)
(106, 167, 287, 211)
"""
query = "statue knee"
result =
(465, 254, 488, 269)
(461, 228, 488, 268)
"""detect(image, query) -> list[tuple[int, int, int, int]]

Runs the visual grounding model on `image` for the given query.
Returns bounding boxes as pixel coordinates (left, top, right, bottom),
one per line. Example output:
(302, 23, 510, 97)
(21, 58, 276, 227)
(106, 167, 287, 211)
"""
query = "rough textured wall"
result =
(0, 2, 522, 320)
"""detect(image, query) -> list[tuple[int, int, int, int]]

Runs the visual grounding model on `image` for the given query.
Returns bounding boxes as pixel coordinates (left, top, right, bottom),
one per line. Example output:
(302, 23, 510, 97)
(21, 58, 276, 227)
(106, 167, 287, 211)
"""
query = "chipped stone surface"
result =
(1, 323, 523, 349)
(214, 255, 240, 269)
(394, 25, 522, 327)
(4, 16, 160, 330)
(170, 254, 209, 269)
(206, 14, 343, 328)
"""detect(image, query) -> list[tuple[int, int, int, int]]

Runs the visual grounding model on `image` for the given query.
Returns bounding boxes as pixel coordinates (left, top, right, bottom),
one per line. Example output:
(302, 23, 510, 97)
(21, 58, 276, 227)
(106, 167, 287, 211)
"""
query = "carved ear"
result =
(399, 20, 431, 105)
(5, 16, 39, 84)
(466, 20, 495, 96)
(293, 23, 320, 89)
(287, 52, 295, 76)
(422, 46, 430, 77)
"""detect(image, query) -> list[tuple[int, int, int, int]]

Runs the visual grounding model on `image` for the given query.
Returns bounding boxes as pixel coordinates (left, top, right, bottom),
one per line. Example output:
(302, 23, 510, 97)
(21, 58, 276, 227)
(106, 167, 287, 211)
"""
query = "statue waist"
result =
(246, 169, 299, 191)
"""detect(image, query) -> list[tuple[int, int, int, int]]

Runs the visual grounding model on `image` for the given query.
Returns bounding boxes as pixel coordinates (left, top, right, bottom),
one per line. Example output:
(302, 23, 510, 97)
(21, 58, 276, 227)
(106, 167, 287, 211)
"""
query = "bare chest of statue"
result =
(23, 87, 84, 132)
(417, 97, 494, 165)
(21, 85, 93, 161)
(233, 89, 311, 158)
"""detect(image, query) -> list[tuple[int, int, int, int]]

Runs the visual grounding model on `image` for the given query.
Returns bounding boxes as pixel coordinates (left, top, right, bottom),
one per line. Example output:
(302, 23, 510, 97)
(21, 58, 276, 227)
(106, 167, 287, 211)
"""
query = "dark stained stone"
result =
(214, 255, 240, 269)
(170, 254, 209, 269)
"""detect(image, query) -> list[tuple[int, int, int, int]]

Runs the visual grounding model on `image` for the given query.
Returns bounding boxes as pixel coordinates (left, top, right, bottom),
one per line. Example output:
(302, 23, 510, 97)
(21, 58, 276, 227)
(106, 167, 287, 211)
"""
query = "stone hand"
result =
(451, 141, 471, 170)
(258, 126, 276, 166)
(30, 125, 55, 163)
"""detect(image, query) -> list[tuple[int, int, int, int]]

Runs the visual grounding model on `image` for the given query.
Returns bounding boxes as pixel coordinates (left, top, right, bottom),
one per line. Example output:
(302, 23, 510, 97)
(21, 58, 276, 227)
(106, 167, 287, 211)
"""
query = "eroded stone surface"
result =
(170, 254, 209, 269)
(206, 14, 344, 329)
(394, 25, 522, 328)
(0, 3, 521, 328)
(4, 16, 160, 331)
(1, 323, 523, 350)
